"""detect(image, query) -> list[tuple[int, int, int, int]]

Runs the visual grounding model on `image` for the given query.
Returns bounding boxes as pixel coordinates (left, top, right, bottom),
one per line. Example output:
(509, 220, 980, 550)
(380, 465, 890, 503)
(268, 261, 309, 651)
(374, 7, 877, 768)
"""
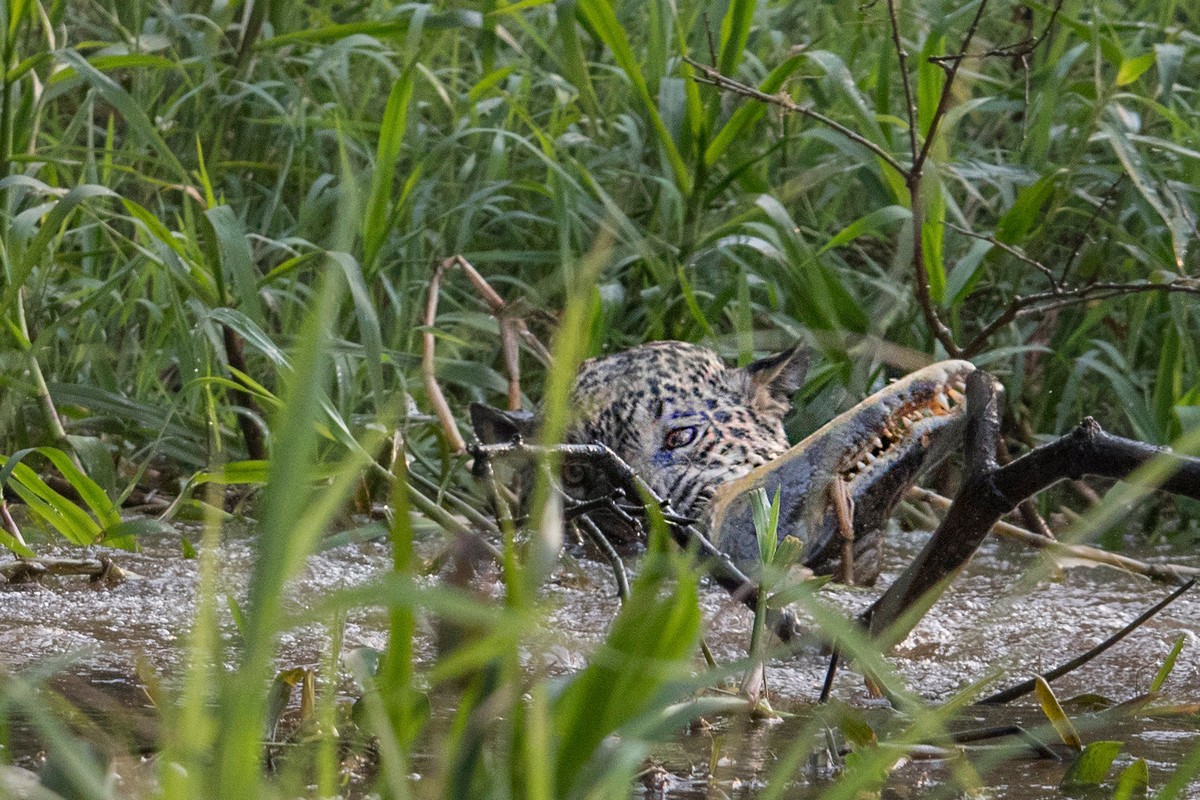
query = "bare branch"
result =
(682, 56, 909, 181)
(422, 255, 554, 452)
(963, 279, 1200, 358)
(944, 221, 1058, 290)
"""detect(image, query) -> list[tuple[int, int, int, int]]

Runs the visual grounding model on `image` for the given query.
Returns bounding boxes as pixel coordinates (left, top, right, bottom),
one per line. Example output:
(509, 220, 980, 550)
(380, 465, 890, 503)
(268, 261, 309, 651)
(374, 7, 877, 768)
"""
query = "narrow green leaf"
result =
(328, 252, 384, 401)
(55, 50, 190, 184)
(575, 0, 690, 193)
(716, 0, 755, 77)
(0, 182, 117, 324)
(995, 171, 1059, 244)
(362, 70, 414, 272)
(921, 176, 946, 304)
(706, 54, 805, 166)
(203, 205, 262, 320)
(554, 0, 600, 117)
(1112, 757, 1149, 799)
(192, 460, 272, 487)
(1149, 634, 1187, 693)
(1060, 740, 1122, 788)
(33, 447, 120, 529)
(751, 487, 776, 565)
(818, 205, 910, 254)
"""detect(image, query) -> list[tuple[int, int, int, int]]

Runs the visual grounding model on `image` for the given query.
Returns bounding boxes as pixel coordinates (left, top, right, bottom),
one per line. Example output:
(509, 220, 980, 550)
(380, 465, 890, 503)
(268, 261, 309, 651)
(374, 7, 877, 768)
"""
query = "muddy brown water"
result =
(1, 525, 1198, 798)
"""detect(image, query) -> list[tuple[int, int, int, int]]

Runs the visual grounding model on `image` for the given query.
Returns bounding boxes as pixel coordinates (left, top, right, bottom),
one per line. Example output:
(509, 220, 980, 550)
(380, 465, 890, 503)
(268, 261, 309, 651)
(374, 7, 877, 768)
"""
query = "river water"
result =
(0, 524, 1197, 798)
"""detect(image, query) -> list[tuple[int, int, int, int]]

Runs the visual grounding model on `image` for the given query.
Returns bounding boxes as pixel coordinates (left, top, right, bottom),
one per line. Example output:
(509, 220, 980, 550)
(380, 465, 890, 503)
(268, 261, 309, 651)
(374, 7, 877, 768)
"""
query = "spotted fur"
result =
(566, 341, 808, 524)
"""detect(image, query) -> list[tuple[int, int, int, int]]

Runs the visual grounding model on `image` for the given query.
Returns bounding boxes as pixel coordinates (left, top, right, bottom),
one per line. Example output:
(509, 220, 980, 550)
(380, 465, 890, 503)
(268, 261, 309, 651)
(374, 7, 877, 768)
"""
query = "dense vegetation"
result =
(0, 0, 1197, 797)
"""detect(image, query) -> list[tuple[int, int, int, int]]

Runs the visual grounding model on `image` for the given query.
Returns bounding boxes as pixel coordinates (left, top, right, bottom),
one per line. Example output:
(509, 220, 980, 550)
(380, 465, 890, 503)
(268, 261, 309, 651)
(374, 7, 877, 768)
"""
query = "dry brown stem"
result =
(422, 254, 552, 453)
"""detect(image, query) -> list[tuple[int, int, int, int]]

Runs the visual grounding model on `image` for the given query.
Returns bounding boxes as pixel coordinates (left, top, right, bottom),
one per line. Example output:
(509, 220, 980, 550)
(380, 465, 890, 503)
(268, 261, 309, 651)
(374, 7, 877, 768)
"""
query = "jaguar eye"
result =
(662, 425, 699, 450)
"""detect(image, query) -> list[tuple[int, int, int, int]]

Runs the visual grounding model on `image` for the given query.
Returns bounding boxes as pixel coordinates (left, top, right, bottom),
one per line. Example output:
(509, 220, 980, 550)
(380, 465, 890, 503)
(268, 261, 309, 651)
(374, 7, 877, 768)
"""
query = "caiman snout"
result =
(705, 360, 979, 585)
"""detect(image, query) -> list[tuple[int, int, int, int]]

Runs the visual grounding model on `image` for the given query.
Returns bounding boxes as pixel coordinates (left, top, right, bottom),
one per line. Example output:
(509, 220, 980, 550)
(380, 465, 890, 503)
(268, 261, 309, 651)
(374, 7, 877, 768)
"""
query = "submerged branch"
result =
(865, 372, 1200, 639)
(978, 579, 1196, 705)
(907, 486, 1200, 584)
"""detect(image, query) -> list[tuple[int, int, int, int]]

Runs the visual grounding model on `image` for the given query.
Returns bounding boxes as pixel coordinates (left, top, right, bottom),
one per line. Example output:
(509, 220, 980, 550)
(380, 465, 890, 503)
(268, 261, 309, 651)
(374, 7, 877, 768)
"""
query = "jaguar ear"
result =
(470, 402, 539, 444)
(742, 341, 808, 415)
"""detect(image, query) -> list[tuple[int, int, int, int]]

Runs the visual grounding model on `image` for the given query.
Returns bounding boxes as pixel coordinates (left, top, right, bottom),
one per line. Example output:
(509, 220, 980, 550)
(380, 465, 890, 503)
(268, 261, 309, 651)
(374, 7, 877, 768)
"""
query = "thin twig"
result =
(977, 579, 1196, 704)
(883, 0, 962, 357)
(577, 515, 631, 602)
(1058, 174, 1125, 284)
(682, 56, 909, 181)
(963, 279, 1200, 358)
(944, 221, 1058, 290)
(914, 0, 990, 173)
(928, 0, 1065, 64)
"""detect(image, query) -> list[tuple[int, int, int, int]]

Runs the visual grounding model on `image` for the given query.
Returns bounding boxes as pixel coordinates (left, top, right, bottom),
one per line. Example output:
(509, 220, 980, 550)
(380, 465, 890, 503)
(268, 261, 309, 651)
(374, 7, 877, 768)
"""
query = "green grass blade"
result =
(575, 0, 691, 193)
(362, 69, 414, 273)
(716, 0, 754, 77)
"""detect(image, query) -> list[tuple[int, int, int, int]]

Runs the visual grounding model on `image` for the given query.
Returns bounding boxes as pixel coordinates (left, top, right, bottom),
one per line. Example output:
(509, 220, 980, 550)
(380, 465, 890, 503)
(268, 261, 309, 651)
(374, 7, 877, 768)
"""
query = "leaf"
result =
(706, 54, 805, 166)
(551, 557, 700, 795)
(202, 205, 261, 320)
(55, 50, 190, 184)
(1154, 43, 1184, 99)
(191, 460, 272, 488)
(1112, 758, 1149, 799)
(946, 238, 992, 305)
(751, 487, 781, 565)
(1115, 53, 1155, 87)
(362, 69, 414, 272)
(1149, 634, 1187, 693)
(1101, 120, 1187, 269)
(818, 205, 910, 254)
(1059, 740, 1122, 789)
(716, 0, 755, 77)
(921, 175, 947, 304)
(994, 171, 1060, 244)
(575, 0, 690, 193)
(1035, 675, 1082, 750)
(839, 711, 877, 748)
(328, 252, 384, 401)
(0, 181, 117, 325)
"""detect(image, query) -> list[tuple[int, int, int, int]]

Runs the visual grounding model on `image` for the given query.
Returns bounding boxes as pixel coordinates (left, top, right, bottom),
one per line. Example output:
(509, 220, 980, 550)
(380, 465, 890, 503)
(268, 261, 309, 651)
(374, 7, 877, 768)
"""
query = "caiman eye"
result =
(662, 425, 699, 450)
(562, 462, 588, 487)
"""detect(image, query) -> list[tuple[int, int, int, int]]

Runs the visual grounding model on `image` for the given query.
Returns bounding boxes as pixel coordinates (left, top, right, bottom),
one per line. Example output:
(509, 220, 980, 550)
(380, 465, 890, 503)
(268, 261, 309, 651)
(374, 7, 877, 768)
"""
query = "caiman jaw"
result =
(705, 360, 978, 585)
(834, 362, 971, 487)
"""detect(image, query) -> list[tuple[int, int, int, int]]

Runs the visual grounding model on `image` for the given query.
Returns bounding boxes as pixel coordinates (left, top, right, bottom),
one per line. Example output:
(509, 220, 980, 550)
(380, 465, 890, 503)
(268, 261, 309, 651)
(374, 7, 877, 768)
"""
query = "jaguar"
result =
(473, 340, 973, 586)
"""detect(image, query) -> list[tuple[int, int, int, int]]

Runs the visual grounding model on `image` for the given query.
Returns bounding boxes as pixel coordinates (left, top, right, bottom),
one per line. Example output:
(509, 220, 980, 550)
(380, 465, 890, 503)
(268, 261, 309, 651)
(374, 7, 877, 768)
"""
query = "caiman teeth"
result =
(838, 371, 971, 481)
